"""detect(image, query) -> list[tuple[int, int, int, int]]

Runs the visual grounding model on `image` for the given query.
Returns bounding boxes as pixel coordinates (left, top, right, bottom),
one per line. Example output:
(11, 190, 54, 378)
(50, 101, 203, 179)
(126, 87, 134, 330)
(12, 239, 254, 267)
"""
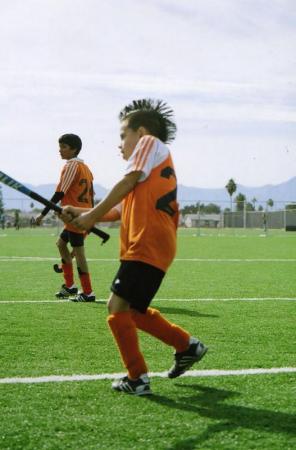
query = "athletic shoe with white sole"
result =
(55, 284, 78, 299)
(168, 338, 208, 379)
(112, 374, 152, 396)
(70, 292, 96, 302)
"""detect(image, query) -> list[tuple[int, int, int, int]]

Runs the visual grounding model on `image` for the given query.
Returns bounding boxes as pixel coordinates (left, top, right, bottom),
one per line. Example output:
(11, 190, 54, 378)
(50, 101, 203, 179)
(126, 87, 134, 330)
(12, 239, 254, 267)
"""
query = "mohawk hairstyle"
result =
(119, 98, 177, 144)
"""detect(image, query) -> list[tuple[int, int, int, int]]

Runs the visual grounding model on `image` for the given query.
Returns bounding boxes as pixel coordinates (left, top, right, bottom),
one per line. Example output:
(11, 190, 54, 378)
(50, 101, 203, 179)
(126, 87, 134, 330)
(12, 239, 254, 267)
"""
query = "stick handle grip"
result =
(0, 171, 110, 244)
(30, 193, 110, 244)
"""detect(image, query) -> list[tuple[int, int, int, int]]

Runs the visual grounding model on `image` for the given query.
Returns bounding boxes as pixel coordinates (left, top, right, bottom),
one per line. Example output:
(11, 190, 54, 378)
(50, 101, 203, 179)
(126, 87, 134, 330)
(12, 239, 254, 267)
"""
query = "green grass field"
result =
(0, 227, 295, 450)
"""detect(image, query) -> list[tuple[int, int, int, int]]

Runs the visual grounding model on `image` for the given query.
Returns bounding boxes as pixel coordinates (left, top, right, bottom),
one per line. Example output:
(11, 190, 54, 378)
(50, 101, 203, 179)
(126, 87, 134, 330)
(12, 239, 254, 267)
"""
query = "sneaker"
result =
(70, 292, 96, 302)
(168, 338, 208, 379)
(55, 284, 78, 299)
(112, 374, 152, 396)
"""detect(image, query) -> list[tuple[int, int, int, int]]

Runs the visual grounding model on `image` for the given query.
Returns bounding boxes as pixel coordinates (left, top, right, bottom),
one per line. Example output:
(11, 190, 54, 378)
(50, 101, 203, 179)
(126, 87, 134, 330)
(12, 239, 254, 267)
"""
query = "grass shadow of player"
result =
(155, 306, 218, 318)
(145, 383, 295, 449)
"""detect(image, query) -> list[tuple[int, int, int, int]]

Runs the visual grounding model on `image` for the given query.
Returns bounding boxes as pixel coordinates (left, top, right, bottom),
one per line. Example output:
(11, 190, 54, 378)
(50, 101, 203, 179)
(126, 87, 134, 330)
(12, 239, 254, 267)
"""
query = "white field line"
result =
(1, 297, 296, 305)
(1, 256, 296, 263)
(1, 367, 295, 385)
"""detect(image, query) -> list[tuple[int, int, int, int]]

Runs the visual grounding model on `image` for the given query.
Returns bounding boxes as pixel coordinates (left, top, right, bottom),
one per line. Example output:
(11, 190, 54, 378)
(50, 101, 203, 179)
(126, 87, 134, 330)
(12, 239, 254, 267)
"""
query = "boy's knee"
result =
(56, 238, 65, 250)
(147, 307, 160, 317)
(107, 294, 129, 314)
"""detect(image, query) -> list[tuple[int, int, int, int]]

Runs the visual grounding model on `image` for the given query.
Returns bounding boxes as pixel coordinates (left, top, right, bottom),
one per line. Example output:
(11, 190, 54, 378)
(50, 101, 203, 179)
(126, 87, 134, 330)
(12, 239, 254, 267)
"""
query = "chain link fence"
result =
(2, 198, 296, 232)
(180, 200, 296, 232)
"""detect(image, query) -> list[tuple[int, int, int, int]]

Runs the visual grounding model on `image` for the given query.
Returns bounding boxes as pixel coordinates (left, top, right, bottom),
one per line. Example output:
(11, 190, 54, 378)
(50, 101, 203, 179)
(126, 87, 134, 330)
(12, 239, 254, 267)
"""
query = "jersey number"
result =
(156, 188, 177, 216)
(155, 166, 177, 216)
(77, 179, 89, 203)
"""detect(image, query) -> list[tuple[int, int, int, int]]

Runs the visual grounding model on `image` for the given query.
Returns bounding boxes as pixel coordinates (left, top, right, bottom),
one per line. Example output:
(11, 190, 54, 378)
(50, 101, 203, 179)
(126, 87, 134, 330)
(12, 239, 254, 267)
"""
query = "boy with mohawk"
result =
(61, 99, 207, 395)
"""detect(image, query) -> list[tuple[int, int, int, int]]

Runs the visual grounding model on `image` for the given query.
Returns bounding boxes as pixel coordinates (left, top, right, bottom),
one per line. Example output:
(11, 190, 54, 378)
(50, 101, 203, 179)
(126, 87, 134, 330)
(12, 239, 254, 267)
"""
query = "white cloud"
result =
(0, 0, 295, 191)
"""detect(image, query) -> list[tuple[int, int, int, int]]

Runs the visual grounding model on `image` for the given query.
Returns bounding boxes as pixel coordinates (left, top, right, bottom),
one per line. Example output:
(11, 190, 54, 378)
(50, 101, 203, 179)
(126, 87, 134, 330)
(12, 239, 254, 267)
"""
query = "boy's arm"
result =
(41, 192, 64, 217)
(35, 191, 64, 224)
(36, 161, 79, 224)
(66, 171, 141, 231)
(62, 205, 121, 222)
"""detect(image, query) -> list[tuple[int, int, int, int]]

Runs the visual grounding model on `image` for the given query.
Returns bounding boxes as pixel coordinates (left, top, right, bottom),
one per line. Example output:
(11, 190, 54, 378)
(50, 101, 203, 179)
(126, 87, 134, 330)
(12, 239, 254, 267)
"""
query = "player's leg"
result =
(53, 248, 75, 273)
(131, 308, 208, 378)
(68, 232, 95, 302)
(55, 229, 78, 298)
(123, 261, 208, 379)
(108, 293, 148, 381)
(107, 265, 151, 395)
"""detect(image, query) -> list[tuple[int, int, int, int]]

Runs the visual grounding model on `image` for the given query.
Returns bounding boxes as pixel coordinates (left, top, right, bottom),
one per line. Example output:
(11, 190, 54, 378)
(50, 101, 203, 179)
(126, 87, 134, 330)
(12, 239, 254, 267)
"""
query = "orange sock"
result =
(78, 271, 92, 295)
(62, 263, 74, 288)
(107, 311, 148, 380)
(131, 307, 190, 353)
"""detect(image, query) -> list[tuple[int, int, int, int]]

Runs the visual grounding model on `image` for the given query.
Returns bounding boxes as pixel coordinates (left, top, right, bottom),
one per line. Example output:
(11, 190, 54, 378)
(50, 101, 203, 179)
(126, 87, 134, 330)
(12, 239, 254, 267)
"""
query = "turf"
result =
(0, 227, 295, 449)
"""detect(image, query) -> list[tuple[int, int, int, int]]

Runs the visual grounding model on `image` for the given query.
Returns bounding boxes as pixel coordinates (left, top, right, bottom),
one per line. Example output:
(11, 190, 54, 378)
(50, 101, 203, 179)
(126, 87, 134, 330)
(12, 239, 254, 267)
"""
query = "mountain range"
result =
(1, 177, 296, 210)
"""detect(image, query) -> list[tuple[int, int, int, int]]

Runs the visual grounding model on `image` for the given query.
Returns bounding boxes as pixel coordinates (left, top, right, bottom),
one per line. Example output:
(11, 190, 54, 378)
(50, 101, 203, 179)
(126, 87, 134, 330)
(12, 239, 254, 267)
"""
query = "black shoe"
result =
(112, 374, 152, 396)
(70, 292, 96, 302)
(168, 338, 208, 379)
(55, 284, 78, 299)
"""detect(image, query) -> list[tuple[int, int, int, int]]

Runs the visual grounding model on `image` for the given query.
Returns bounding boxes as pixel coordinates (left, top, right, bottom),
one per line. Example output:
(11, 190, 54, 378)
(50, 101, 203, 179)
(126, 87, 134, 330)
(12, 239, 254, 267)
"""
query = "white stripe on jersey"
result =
(126, 136, 169, 182)
(134, 136, 154, 171)
(60, 161, 79, 193)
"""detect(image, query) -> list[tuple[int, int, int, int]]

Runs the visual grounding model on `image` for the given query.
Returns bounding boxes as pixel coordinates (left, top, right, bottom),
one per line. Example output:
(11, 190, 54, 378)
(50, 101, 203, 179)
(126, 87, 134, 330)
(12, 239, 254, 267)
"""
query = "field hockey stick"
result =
(53, 248, 76, 273)
(0, 170, 110, 244)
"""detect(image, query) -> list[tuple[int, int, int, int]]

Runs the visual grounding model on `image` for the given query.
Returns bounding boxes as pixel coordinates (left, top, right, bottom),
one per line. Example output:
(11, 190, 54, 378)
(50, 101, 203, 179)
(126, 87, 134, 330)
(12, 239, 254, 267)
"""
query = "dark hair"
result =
(58, 133, 82, 154)
(119, 99, 177, 143)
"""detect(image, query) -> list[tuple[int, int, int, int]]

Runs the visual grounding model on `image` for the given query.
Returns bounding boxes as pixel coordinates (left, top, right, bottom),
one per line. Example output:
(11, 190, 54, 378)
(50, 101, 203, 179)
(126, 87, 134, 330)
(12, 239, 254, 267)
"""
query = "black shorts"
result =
(111, 260, 165, 313)
(60, 229, 85, 247)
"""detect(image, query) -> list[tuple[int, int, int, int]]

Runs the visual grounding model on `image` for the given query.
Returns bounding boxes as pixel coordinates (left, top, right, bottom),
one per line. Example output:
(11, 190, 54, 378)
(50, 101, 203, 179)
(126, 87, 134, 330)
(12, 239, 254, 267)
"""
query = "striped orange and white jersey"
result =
(56, 158, 94, 233)
(120, 135, 179, 272)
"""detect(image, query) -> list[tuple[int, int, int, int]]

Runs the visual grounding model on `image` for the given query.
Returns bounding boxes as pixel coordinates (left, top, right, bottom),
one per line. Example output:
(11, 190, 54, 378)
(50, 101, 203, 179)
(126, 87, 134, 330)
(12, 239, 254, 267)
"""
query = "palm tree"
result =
(267, 198, 274, 210)
(225, 178, 237, 212)
(235, 193, 246, 211)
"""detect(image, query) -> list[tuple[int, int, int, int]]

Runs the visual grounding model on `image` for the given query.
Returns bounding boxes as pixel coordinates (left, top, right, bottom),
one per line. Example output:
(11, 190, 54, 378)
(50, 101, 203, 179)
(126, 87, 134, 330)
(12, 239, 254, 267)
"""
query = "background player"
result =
(61, 100, 208, 394)
(36, 133, 96, 302)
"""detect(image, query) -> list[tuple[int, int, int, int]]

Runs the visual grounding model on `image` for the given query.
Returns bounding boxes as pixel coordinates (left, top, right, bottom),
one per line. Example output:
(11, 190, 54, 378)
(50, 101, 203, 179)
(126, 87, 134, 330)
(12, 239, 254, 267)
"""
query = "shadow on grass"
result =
(155, 306, 218, 318)
(146, 384, 296, 449)
(86, 302, 217, 318)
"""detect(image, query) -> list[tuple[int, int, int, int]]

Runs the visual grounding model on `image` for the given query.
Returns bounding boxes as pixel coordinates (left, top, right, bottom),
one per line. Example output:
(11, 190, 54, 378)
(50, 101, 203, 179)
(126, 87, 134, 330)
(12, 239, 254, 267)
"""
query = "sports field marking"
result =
(1, 256, 296, 262)
(1, 367, 295, 385)
(1, 297, 296, 304)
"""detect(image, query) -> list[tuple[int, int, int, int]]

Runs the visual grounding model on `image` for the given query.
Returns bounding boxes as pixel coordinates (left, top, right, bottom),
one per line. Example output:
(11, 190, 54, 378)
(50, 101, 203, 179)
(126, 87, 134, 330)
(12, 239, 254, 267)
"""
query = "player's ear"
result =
(137, 126, 149, 138)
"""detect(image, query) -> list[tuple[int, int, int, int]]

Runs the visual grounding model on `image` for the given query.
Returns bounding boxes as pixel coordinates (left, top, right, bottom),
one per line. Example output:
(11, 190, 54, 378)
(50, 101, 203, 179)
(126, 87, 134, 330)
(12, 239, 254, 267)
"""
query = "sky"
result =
(0, 0, 295, 190)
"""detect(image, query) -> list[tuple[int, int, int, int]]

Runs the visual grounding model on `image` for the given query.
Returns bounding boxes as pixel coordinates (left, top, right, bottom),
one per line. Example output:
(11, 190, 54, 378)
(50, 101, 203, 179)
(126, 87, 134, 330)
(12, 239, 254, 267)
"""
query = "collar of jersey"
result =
(67, 157, 83, 163)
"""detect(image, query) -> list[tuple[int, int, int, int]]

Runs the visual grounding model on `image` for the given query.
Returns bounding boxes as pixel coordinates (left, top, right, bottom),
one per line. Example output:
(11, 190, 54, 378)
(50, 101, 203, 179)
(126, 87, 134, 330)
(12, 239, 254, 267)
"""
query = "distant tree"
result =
(258, 205, 264, 211)
(225, 178, 237, 212)
(14, 209, 20, 230)
(251, 197, 257, 210)
(235, 192, 246, 211)
(181, 203, 200, 215)
(286, 203, 296, 210)
(246, 202, 255, 211)
(0, 186, 4, 228)
(267, 198, 274, 210)
(0, 186, 4, 220)
(181, 202, 221, 215)
(203, 203, 221, 214)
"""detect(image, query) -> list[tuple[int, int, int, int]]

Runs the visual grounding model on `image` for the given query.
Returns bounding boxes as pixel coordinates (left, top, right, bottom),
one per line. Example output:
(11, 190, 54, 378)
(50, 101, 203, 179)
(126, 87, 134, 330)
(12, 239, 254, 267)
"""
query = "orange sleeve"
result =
(56, 161, 79, 194)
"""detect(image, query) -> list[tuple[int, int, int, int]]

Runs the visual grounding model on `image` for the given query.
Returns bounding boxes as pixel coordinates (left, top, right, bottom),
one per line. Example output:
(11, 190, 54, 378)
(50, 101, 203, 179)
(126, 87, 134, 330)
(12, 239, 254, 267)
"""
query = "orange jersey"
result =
(56, 158, 94, 233)
(120, 135, 179, 272)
